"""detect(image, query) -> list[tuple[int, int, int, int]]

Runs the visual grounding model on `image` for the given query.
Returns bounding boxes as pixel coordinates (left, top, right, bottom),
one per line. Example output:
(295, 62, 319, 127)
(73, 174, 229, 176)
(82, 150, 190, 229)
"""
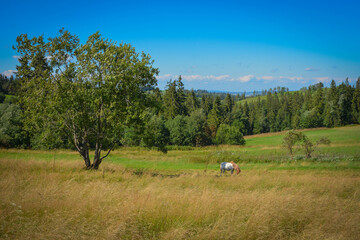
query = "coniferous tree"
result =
(176, 75, 187, 115)
(163, 76, 186, 119)
(185, 89, 200, 114)
(301, 83, 324, 128)
(223, 93, 234, 114)
(201, 94, 213, 116)
(142, 115, 169, 152)
(352, 77, 360, 123)
(313, 82, 325, 117)
(163, 80, 178, 119)
(338, 78, 353, 125)
(323, 80, 341, 127)
(184, 109, 212, 146)
(207, 96, 223, 138)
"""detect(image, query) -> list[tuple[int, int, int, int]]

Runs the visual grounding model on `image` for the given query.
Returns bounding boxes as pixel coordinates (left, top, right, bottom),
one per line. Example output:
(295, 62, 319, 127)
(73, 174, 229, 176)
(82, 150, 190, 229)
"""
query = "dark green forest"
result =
(1, 73, 360, 150)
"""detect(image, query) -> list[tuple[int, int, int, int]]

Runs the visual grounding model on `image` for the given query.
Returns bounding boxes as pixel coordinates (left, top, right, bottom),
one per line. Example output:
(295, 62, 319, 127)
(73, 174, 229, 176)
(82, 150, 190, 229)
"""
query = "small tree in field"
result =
(282, 130, 331, 159)
(282, 130, 302, 159)
(301, 135, 331, 159)
(15, 29, 159, 169)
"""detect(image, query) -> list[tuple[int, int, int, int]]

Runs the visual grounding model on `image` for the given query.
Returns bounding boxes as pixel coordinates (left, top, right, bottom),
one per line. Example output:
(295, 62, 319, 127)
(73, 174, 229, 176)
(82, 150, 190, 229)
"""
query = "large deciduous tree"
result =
(15, 29, 159, 169)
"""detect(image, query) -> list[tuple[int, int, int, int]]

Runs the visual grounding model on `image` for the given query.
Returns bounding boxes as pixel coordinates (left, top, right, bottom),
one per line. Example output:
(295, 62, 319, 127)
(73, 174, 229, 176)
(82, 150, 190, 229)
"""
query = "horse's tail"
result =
(220, 162, 227, 170)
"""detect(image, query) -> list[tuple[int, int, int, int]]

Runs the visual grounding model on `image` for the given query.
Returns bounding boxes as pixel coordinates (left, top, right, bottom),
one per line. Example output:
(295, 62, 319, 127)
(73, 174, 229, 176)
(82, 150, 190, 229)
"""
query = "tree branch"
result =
(100, 140, 117, 161)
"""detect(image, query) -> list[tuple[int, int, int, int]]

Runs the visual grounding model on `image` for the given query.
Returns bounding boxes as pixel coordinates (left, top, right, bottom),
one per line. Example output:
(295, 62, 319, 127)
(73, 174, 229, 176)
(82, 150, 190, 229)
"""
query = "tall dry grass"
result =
(0, 158, 359, 239)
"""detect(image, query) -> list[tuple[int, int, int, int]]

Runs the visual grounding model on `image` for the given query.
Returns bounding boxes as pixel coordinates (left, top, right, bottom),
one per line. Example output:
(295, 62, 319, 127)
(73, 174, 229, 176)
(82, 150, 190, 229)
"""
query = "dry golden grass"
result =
(1, 158, 360, 240)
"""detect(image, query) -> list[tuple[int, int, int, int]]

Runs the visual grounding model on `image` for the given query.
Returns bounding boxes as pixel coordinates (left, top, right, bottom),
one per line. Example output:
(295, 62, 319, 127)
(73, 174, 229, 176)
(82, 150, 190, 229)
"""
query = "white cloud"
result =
(211, 75, 231, 81)
(305, 67, 320, 71)
(182, 74, 231, 81)
(156, 74, 310, 84)
(2, 70, 17, 77)
(279, 76, 304, 82)
(313, 77, 330, 83)
(12, 55, 20, 59)
(156, 74, 172, 80)
(259, 76, 275, 81)
(156, 74, 232, 82)
(236, 74, 255, 82)
(181, 75, 204, 81)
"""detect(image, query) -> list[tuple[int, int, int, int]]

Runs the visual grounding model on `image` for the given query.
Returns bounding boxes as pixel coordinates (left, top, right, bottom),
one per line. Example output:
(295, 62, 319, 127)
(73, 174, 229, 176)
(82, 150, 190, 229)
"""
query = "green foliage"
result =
(141, 115, 169, 153)
(301, 135, 331, 159)
(201, 94, 213, 116)
(0, 93, 5, 103)
(323, 80, 341, 127)
(0, 74, 19, 95)
(166, 115, 187, 145)
(0, 104, 26, 148)
(283, 130, 331, 159)
(352, 78, 360, 123)
(3, 28, 360, 153)
(300, 108, 321, 128)
(282, 130, 303, 159)
(184, 109, 212, 146)
(223, 93, 234, 115)
(207, 96, 223, 137)
(162, 76, 186, 119)
(14, 29, 159, 169)
(122, 127, 142, 147)
(215, 123, 245, 145)
(185, 89, 200, 114)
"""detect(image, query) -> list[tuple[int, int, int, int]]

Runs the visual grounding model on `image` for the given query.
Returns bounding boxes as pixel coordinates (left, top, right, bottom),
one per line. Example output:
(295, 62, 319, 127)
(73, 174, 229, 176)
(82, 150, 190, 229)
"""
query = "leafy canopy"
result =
(14, 29, 159, 169)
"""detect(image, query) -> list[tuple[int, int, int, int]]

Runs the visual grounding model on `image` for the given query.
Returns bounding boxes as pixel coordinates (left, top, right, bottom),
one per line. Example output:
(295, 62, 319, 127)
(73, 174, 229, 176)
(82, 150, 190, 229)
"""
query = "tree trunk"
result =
(92, 148, 102, 170)
(83, 153, 91, 168)
(82, 138, 91, 168)
(91, 140, 117, 170)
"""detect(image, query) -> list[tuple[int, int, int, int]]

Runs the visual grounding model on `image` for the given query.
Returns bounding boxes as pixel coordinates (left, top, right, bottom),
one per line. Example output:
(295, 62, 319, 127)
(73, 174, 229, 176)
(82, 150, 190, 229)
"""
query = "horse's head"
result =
(230, 161, 241, 175)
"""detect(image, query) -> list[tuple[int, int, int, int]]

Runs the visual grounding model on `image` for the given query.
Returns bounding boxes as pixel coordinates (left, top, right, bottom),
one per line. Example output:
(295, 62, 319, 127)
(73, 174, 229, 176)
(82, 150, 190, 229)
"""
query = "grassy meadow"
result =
(1, 125, 360, 239)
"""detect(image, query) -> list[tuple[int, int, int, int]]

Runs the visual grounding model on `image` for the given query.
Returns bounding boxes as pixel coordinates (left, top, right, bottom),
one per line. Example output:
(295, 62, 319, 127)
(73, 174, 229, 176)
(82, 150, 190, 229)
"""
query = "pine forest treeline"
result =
(1, 73, 360, 149)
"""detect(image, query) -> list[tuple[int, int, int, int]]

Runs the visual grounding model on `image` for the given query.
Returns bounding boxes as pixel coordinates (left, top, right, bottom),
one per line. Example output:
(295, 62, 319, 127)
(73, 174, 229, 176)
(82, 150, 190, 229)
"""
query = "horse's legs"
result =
(231, 169, 234, 175)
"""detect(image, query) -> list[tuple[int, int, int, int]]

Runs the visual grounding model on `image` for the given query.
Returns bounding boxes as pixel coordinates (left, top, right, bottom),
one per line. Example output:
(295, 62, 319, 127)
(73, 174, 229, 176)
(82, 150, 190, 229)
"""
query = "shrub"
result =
(142, 115, 169, 153)
(0, 104, 26, 148)
(215, 123, 245, 145)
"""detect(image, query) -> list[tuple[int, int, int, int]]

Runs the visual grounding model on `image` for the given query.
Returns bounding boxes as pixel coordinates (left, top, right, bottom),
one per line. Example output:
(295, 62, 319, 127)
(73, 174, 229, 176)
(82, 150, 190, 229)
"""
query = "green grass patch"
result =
(1, 125, 359, 173)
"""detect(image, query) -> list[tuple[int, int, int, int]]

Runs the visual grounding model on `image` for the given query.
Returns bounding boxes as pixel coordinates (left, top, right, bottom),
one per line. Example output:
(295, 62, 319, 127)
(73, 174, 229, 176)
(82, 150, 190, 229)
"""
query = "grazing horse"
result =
(220, 161, 241, 176)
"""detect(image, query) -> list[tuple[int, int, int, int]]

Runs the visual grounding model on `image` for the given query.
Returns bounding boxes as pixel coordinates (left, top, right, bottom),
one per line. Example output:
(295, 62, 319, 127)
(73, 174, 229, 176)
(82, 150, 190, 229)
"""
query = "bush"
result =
(0, 104, 26, 148)
(215, 123, 245, 145)
(142, 115, 169, 153)
(165, 115, 187, 146)
(0, 93, 5, 103)
(282, 130, 302, 159)
(184, 110, 212, 146)
(282, 130, 331, 159)
(122, 127, 142, 147)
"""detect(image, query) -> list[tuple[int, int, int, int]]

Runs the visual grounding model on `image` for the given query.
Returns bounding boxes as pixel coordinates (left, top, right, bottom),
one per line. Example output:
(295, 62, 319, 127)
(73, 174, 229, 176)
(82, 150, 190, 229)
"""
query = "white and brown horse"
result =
(220, 161, 241, 176)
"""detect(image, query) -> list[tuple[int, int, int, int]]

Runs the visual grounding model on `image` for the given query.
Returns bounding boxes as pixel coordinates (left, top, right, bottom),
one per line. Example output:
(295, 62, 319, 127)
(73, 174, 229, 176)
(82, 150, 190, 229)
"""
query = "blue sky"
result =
(1, 0, 359, 92)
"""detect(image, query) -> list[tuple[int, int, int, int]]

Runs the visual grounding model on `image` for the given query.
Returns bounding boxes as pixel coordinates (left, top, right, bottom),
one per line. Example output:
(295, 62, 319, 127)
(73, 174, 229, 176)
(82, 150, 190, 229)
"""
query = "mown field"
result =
(1, 125, 360, 239)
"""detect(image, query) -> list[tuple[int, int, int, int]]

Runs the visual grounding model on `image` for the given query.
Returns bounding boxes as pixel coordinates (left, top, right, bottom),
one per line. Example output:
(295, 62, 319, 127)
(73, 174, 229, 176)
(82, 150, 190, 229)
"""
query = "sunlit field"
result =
(1, 125, 360, 239)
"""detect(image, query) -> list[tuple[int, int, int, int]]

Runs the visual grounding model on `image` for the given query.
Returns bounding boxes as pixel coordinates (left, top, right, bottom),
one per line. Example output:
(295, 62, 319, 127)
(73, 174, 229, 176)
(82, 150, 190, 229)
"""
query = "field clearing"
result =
(1, 158, 359, 239)
(1, 125, 359, 172)
(1, 125, 360, 239)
